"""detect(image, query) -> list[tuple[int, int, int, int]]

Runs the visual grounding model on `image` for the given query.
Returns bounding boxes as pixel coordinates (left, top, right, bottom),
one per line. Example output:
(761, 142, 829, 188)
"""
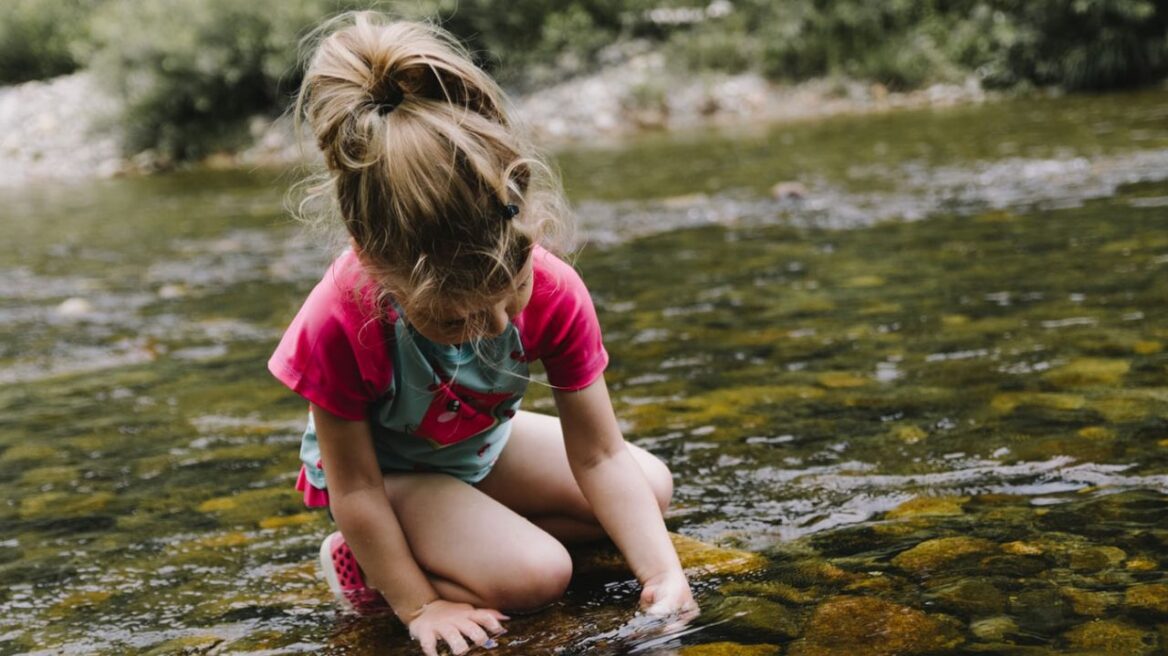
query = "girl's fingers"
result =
(416, 632, 439, 656)
(457, 620, 490, 646)
(439, 628, 470, 656)
(472, 610, 507, 635)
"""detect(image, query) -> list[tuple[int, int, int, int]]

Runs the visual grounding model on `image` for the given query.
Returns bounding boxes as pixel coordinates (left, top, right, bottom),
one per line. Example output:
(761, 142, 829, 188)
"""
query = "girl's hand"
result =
(407, 600, 508, 656)
(640, 571, 699, 623)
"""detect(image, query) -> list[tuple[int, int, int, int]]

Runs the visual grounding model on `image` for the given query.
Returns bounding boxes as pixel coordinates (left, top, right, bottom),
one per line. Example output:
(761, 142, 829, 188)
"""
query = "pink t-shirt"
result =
(269, 245, 609, 423)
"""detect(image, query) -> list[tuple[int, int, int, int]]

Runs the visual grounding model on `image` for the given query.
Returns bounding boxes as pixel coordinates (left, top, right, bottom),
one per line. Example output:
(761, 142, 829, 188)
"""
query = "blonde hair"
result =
(296, 12, 571, 318)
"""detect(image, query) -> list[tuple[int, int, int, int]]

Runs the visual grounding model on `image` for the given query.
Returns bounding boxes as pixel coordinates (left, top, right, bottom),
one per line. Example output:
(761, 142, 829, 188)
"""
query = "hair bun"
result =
(371, 78, 405, 115)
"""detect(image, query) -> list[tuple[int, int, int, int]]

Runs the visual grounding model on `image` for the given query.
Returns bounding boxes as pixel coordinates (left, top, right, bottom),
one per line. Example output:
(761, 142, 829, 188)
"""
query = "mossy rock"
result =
(575, 533, 766, 579)
(680, 643, 780, 656)
(19, 491, 115, 519)
(1126, 583, 1168, 617)
(990, 392, 1085, 414)
(47, 589, 114, 618)
(970, 615, 1022, 642)
(926, 578, 1006, 617)
(1087, 391, 1164, 422)
(1069, 546, 1126, 573)
(886, 495, 969, 519)
(788, 596, 963, 656)
(1061, 587, 1121, 617)
(1063, 619, 1159, 655)
(721, 580, 817, 605)
(891, 536, 998, 575)
(713, 596, 803, 640)
(816, 372, 868, 389)
(1009, 587, 1076, 634)
(1042, 358, 1130, 388)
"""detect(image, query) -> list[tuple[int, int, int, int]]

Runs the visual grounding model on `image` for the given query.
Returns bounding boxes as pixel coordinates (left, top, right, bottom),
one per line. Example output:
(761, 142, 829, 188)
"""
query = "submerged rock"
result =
(1042, 358, 1130, 388)
(1061, 586, 1121, 617)
(891, 536, 998, 575)
(575, 533, 767, 578)
(885, 495, 969, 519)
(927, 578, 1006, 617)
(713, 596, 803, 640)
(1126, 583, 1168, 617)
(789, 596, 962, 656)
(681, 643, 780, 656)
(969, 615, 1021, 642)
(1063, 619, 1159, 655)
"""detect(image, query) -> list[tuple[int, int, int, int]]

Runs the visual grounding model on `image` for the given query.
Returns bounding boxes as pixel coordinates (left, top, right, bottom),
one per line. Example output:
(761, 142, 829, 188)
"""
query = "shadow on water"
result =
(1, 91, 1167, 654)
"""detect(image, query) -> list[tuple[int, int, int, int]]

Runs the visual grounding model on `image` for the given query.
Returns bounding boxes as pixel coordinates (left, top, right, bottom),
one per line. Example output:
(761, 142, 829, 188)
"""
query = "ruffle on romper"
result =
(295, 465, 331, 508)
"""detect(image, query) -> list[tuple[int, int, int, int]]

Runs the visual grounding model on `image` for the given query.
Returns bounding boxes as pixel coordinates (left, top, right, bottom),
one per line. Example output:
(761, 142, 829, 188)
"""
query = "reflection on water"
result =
(1, 91, 1167, 654)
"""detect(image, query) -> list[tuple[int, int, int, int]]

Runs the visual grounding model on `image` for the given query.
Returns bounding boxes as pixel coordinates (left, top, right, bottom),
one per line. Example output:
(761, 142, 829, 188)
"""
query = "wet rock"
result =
(713, 596, 803, 640)
(143, 635, 224, 655)
(1069, 546, 1127, 572)
(890, 424, 928, 444)
(977, 553, 1049, 578)
(770, 181, 809, 201)
(1125, 555, 1158, 571)
(1009, 587, 1076, 634)
(1042, 358, 1130, 388)
(258, 512, 318, 530)
(0, 443, 57, 463)
(720, 580, 817, 605)
(680, 643, 780, 656)
(927, 578, 1006, 617)
(886, 495, 969, 519)
(1126, 583, 1168, 617)
(575, 533, 767, 578)
(20, 491, 115, 519)
(990, 392, 1085, 414)
(1088, 392, 1160, 422)
(1133, 340, 1162, 354)
(970, 615, 1021, 642)
(1076, 425, 1115, 440)
(891, 536, 998, 575)
(789, 596, 962, 656)
(816, 372, 868, 388)
(1002, 541, 1044, 556)
(55, 297, 95, 317)
(1063, 619, 1159, 655)
(47, 589, 115, 618)
(1061, 587, 1121, 617)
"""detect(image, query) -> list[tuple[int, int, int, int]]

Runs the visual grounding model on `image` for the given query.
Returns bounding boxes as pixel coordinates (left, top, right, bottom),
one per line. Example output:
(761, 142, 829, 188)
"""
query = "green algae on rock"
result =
(789, 596, 963, 656)
(712, 596, 803, 640)
(891, 536, 998, 575)
(680, 643, 781, 656)
(1063, 619, 1160, 655)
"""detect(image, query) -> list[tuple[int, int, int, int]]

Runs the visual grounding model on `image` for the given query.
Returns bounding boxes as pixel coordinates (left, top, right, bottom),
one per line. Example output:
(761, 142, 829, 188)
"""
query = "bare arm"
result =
(553, 377, 695, 615)
(311, 405, 505, 655)
(311, 404, 440, 618)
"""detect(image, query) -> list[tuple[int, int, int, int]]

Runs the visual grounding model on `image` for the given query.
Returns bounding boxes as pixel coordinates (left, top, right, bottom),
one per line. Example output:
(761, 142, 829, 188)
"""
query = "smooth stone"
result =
(1063, 619, 1159, 655)
(681, 643, 780, 656)
(990, 392, 1085, 413)
(1042, 358, 1130, 388)
(970, 615, 1021, 641)
(55, 297, 94, 317)
(720, 580, 817, 605)
(886, 495, 969, 519)
(1009, 587, 1075, 633)
(1069, 546, 1127, 572)
(1061, 587, 1121, 617)
(788, 596, 962, 656)
(891, 536, 998, 575)
(1002, 541, 1044, 556)
(714, 596, 802, 640)
(1126, 583, 1168, 617)
(1125, 555, 1158, 571)
(927, 578, 1006, 617)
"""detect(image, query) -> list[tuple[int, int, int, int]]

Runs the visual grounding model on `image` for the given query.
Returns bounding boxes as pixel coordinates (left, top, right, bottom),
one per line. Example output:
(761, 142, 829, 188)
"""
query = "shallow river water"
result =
(2, 89, 1167, 655)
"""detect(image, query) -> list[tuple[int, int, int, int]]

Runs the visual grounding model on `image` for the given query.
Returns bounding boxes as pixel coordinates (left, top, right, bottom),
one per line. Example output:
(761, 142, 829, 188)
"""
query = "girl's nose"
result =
(484, 304, 509, 336)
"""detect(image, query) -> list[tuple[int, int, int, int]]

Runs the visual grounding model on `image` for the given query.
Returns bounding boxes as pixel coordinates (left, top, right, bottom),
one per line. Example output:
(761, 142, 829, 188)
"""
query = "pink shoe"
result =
(319, 531, 390, 614)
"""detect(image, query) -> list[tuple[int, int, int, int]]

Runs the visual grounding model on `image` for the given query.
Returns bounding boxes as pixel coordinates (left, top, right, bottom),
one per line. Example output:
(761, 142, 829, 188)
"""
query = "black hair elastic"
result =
(374, 81, 406, 115)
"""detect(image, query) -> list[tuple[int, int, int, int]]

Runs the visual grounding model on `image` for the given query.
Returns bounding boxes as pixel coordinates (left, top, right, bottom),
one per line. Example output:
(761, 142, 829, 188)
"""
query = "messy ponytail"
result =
(295, 12, 571, 315)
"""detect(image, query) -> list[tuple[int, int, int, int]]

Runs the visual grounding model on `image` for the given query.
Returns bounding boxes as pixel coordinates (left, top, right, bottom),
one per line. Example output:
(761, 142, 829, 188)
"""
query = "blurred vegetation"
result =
(1, 0, 1166, 158)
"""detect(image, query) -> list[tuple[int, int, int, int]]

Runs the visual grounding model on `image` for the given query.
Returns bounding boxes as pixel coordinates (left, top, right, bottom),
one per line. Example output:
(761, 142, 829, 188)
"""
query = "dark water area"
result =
(1, 91, 1167, 654)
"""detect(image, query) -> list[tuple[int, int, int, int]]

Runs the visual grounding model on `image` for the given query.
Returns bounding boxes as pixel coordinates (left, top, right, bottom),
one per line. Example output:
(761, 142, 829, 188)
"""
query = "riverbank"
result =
(0, 50, 992, 188)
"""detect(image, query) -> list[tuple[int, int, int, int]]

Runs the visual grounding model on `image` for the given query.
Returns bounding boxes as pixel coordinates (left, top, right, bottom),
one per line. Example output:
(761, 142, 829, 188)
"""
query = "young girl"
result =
(268, 12, 697, 656)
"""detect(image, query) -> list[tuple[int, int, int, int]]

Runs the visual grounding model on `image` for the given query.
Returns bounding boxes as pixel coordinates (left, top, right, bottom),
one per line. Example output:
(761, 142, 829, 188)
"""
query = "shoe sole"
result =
(319, 534, 356, 614)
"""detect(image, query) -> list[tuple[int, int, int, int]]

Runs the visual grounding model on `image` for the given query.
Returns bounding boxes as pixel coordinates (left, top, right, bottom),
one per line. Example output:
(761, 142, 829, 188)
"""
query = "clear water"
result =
(1, 89, 1167, 654)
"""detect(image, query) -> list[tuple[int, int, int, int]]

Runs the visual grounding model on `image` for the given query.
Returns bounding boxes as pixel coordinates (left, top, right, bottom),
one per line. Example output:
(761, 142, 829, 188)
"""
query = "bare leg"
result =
(475, 411, 674, 543)
(380, 472, 573, 612)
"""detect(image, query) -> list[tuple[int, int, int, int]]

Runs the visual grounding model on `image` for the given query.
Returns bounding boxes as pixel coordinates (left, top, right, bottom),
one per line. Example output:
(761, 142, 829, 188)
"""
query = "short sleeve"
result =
(268, 252, 394, 421)
(517, 247, 609, 391)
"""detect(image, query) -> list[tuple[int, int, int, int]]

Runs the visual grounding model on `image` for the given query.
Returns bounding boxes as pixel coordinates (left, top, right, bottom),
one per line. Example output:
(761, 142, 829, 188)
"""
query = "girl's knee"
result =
(489, 540, 572, 611)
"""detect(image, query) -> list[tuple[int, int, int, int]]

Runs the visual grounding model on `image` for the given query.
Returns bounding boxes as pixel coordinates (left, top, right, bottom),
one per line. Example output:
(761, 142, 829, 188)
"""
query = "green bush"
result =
(0, 0, 103, 84)
(80, 0, 369, 159)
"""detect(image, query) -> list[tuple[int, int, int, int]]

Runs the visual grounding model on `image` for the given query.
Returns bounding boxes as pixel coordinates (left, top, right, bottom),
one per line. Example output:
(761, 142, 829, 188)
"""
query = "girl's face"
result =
(404, 255, 535, 345)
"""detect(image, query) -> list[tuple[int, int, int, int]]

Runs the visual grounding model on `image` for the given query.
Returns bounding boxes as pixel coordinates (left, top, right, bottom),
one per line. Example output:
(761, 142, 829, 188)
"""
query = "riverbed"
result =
(1, 89, 1166, 654)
